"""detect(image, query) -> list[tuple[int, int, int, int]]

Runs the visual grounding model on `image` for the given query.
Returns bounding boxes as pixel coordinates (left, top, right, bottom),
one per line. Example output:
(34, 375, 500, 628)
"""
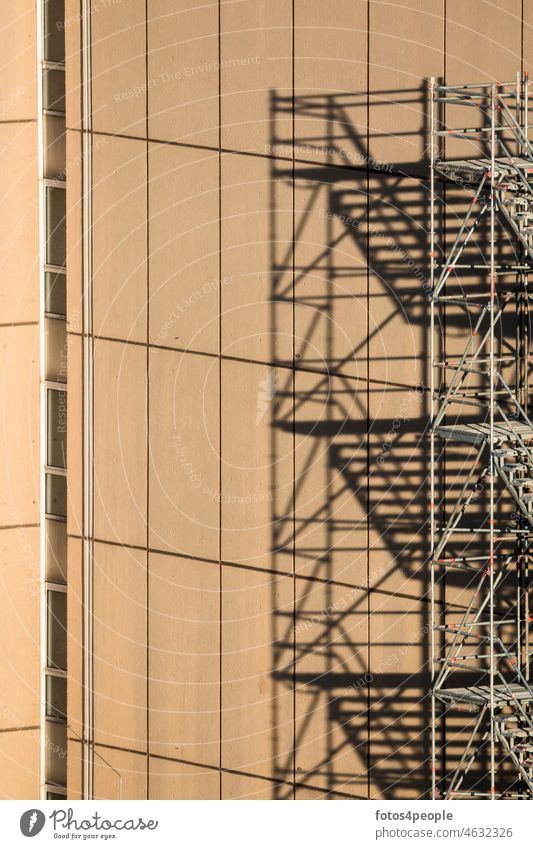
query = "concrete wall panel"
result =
(149, 552, 219, 765)
(221, 153, 293, 364)
(94, 339, 147, 547)
(294, 371, 367, 586)
(369, 0, 443, 169)
(368, 593, 427, 799)
(0, 124, 38, 324)
(294, 168, 368, 379)
(221, 359, 292, 571)
(294, 578, 368, 795)
(368, 385, 427, 600)
(149, 347, 219, 559)
(148, 1, 218, 147)
(446, 0, 521, 85)
(149, 143, 219, 354)
(0, 326, 39, 527)
(0, 528, 40, 729)
(368, 175, 427, 389)
(149, 758, 219, 799)
(222, 771, 280, 800)
(91, 0, 146, 137)
(294, 1, 368, 167)
(0, 1, 37, 122)
(445, 1, 521, 159)
(94, 746, 147, 800)
(0, 730, 39, 800)
(222, 565, 293, 779)
(221, 0, 292, 154)
(93, 136, 147, 343)
(94, 542, 147, 751)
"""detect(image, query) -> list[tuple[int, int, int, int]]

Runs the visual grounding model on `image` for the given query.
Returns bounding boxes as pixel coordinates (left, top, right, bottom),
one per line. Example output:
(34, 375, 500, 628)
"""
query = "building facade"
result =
(0, 0, 532, 799)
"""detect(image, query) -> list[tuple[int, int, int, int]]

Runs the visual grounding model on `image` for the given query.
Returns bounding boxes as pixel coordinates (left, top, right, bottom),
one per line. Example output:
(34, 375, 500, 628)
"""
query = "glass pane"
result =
(45, 316, 67, 382)
(44, 0, 65, 63)
(45, 270, 66, 316)
(46, 187, 66, 267)
(46, 675, 67, 719)
(47, 792, 67, 800)
(46, 518, 67, 583)
(43, 68, 65, 113)
(45, 473, 67, 518)
(47, 388, 67, 469)
(47, 591, 67, 670)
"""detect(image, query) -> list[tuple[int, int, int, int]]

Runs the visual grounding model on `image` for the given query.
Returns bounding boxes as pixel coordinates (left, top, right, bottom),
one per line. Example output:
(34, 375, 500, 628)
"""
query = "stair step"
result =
(504, 463, 529, 473)
(437, 421, 533, 446)
(500, 729, 530, 738)
(435, 684, 533, 707)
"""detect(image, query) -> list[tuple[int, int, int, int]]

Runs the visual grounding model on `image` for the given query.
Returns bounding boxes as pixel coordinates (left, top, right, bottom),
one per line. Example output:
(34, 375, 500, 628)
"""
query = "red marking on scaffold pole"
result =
(429, 251, 437, 257)
(511, 657, 516, 665)
(490, 518, 495, 525)
(431, 766, 436, 773)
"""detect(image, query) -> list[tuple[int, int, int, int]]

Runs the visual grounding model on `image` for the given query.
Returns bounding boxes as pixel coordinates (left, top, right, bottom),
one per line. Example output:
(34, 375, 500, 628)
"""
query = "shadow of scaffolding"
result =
(266, 86, 435, 799)
(265, 83, 530, 799)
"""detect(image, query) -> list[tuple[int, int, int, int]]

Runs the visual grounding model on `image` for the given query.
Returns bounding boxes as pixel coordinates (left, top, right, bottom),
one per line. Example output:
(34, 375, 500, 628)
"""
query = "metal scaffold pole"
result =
(429, 74, 533, 799)
(429, 74, 437, 801)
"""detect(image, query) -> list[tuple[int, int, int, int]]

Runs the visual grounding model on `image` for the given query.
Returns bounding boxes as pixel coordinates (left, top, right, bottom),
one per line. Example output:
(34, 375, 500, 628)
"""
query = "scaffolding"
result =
(430, 74, 533, 799)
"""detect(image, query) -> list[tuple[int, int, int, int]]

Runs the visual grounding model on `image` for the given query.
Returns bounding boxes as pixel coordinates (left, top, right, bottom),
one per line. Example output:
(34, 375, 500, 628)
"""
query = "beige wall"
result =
(62, 0, 530, 800)
(0, 2, 40, 799)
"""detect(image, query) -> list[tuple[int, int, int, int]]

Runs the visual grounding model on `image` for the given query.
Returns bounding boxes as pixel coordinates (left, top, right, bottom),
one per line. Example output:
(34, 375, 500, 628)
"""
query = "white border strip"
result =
(81, 0, 94, 801)
(36, 0, 47, 802)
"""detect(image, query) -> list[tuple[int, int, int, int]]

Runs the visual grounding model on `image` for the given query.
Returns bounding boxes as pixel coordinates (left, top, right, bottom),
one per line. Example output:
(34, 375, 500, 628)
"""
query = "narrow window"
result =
(47, 388, 67, 469)
(45, 186, 66, 267)
(43, 0, 65, 63)
(47, 590, 67, 670)
(45, 473, 67, 518)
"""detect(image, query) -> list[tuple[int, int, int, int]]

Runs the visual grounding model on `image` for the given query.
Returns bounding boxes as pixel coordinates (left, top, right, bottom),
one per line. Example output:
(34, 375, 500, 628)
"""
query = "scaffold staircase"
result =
(430, 75, 533, 799)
